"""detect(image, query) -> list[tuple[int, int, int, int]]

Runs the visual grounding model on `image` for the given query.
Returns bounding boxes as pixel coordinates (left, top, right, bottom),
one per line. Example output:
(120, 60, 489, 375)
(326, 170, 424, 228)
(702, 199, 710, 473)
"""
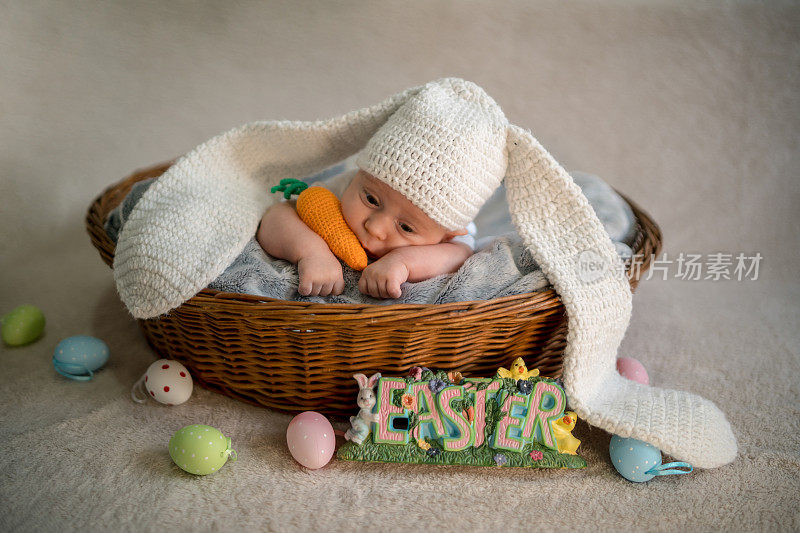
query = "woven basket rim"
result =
(86, 161, 662, 318)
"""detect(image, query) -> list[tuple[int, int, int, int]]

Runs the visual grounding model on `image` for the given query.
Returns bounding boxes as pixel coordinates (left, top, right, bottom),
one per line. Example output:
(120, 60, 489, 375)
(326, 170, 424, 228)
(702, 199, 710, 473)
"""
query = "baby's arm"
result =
(256, 202, 345, 296)
(358, 242, 473, 299)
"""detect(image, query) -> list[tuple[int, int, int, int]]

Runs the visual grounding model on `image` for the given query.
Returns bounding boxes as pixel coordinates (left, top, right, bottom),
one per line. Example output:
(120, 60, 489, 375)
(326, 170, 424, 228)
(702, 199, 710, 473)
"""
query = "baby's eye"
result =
(364, 192, 379, 206)
(399, 222, 414, 234)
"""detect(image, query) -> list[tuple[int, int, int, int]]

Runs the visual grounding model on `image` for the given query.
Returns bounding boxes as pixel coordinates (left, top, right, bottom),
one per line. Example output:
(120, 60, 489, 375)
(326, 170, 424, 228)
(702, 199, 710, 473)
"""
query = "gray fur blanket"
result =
(106, 163, 635, 305)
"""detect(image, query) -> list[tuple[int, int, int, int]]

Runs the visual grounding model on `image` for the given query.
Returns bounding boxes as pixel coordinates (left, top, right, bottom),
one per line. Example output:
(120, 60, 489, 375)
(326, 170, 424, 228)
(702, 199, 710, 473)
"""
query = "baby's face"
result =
(340, 171, 464, 258)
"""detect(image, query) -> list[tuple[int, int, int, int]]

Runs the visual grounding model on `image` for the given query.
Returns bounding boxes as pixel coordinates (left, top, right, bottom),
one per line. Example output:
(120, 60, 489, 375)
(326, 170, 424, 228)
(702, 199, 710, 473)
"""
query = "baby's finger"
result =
(333, 277, 345, 296)
(363, 278, 374, 298)
(381, 279, 391, 299)
(380, 279, 391, 299)
(298, 279, 312, 296)
(360, 275, 374, 297)
(358, 275, 367, 295)
(320, 281, 334, 296)
(310, 282, 323, 297)
(368, 278, 381, 299)
(386, 280, 401, 299)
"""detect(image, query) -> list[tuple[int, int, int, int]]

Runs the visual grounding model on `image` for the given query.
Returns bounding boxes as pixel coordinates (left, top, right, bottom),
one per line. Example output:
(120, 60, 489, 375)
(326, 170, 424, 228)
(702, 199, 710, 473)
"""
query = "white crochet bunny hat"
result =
(354, 80, 507, 231)
(114, 78, 737, 469)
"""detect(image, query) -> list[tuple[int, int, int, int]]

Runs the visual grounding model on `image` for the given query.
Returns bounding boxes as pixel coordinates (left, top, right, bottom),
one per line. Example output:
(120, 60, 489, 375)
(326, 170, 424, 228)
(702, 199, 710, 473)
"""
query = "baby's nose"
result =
(364, 215, 389, 240)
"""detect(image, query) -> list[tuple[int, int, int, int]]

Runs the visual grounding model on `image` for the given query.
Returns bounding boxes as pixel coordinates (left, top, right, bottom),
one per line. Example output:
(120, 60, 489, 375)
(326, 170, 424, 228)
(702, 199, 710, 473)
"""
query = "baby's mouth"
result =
(356, 235, 380, 259)
(364, 247, 381, 259)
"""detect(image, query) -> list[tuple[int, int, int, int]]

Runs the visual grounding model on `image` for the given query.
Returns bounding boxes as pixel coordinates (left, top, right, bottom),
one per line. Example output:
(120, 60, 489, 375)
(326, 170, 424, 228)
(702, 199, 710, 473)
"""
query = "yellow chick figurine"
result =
(550, 411, 581, 455)
(497, 357, 540, 380)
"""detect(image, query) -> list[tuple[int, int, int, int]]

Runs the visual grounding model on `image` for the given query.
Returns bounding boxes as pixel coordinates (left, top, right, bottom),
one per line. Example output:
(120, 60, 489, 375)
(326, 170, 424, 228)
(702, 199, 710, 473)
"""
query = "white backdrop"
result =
(1, 1, 798, 531)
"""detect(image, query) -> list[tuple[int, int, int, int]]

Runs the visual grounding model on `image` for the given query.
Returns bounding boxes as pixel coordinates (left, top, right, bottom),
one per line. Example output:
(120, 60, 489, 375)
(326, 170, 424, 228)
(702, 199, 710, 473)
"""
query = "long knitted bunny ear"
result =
(504, 124, 737, 469)
(114, 85, 423, 319)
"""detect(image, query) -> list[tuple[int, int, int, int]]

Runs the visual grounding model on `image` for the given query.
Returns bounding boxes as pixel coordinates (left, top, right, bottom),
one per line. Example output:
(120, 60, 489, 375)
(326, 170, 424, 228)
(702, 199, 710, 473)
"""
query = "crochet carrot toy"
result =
(271, 178, 368, 271)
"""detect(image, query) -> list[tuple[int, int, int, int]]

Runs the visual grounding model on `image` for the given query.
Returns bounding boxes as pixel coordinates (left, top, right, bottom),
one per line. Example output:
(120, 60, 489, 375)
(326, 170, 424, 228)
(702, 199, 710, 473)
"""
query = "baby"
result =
(257, 169, 473, 299)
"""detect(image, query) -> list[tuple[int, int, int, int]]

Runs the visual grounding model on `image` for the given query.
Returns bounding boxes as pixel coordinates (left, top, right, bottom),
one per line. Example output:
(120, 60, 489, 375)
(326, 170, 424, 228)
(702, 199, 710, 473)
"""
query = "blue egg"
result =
(52, 335, 109, 381)
(609, 435, 663, 482)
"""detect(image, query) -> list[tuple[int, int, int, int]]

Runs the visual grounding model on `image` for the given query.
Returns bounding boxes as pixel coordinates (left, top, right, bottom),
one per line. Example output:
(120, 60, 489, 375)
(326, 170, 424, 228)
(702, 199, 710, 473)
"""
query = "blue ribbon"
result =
(645, 461, 693, 476)
(52, 359, 93, 381)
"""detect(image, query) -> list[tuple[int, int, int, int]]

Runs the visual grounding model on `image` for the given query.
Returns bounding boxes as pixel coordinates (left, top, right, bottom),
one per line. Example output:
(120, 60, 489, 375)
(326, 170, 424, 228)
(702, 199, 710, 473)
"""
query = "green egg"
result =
(2, 305, 45, 346)
(168, 424, 236, 475)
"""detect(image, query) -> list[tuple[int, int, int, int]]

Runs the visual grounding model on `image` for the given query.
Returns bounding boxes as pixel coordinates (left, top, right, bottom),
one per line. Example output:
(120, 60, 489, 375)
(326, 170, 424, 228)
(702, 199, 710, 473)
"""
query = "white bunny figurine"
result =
(344, 373, 382, 445)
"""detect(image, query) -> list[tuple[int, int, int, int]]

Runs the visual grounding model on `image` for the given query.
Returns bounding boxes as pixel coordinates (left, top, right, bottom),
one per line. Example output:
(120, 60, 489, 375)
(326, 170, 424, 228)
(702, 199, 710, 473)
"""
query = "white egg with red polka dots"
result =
(144, 359, 193, 405)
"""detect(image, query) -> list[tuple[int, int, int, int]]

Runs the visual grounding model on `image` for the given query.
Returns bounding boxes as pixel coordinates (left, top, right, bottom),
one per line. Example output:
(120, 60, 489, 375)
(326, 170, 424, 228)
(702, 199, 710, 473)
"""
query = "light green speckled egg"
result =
(2, 304, 45, 346)
(168, 424, 236, 475)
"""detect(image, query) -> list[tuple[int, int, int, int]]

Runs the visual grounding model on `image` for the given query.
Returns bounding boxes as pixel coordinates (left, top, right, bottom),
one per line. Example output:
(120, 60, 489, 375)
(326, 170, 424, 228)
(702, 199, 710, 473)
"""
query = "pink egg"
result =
(616, 357, 650, 385)
(286, 411, 335, 469)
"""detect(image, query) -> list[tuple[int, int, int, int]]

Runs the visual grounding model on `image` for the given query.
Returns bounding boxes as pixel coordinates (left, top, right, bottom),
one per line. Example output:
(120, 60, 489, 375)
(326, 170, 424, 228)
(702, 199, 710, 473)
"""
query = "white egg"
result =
(144, 359, 193, 405)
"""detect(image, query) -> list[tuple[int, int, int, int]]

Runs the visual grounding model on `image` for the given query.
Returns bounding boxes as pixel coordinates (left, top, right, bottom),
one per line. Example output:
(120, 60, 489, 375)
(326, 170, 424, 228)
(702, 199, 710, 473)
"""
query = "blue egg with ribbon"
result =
(52, 335, 109, 381)
(609, 435, 693, 482)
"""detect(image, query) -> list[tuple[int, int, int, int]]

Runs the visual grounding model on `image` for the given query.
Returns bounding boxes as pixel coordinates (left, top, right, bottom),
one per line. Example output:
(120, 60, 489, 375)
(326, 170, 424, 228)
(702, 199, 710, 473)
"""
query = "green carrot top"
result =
(271, 178, 309, 200)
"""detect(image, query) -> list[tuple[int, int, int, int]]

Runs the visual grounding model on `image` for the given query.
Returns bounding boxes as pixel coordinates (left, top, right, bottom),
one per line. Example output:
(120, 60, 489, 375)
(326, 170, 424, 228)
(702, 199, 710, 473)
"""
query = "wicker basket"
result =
(86, 162, 662, 415)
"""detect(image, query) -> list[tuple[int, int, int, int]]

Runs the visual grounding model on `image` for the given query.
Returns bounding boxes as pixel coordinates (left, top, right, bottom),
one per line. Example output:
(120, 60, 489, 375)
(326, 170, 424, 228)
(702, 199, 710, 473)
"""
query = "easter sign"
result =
(337, 359, 586, 469)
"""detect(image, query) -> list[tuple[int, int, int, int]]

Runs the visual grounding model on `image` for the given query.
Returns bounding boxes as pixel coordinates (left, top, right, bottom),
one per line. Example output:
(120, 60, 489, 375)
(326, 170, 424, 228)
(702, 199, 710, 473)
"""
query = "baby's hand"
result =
(297, 252, 344, 296)
(359, 255, 410, 299)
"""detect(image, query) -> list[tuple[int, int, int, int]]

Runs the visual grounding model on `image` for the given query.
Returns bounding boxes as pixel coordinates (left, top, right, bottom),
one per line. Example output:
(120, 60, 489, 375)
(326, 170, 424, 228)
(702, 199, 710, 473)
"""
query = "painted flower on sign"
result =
(408, 367, 423, 380)
(401, 394, 416, 410)
(429, 379, 446, 394)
